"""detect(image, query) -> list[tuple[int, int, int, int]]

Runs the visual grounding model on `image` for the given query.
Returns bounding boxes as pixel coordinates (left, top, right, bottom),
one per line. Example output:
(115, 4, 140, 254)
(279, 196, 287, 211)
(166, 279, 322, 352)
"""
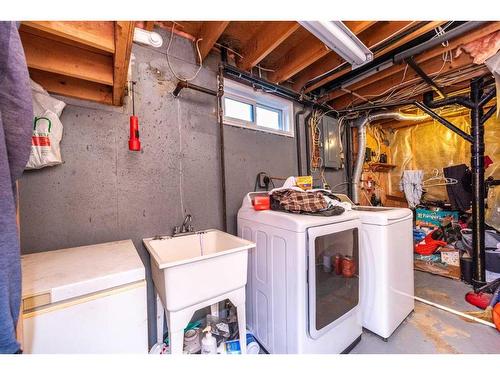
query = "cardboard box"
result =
(440, 249, 460, 266)
(415, 208, 459, 229)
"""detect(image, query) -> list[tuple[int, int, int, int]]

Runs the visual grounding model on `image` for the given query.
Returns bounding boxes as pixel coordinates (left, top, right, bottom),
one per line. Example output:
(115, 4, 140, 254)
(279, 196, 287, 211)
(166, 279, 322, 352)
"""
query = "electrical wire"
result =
(308, 109, 328, 187)
(166, 22, 203, 82)
(344, 24, 464, 109)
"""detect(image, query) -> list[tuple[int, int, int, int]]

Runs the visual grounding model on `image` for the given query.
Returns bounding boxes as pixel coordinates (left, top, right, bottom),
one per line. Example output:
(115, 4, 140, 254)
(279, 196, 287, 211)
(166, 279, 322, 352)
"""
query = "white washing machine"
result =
(335, 195, 415, 340)
(237, 192, 363, 354)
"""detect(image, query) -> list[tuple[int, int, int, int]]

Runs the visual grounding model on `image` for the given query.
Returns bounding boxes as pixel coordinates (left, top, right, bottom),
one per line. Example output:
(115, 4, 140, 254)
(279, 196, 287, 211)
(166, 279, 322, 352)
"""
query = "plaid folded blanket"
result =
(271, 189, 328, 213)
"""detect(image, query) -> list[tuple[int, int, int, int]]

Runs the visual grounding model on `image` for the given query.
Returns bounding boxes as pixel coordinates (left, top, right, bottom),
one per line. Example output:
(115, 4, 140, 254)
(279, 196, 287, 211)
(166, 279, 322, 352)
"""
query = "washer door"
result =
(307, 221, 360, 339)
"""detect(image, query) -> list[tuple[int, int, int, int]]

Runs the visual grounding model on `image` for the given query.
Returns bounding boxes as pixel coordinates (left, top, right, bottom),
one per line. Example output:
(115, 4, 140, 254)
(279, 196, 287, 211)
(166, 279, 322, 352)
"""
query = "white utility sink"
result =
(143, 229, 255, 313)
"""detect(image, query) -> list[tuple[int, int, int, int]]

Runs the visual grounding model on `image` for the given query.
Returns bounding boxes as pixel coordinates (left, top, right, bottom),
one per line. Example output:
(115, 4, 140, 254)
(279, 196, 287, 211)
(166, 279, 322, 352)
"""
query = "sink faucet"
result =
(173, 214, 194, 237)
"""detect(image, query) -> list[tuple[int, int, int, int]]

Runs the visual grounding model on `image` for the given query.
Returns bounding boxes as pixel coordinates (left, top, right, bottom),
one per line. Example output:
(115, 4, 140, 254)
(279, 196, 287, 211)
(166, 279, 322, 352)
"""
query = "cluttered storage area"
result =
(1, 18, 500, 358)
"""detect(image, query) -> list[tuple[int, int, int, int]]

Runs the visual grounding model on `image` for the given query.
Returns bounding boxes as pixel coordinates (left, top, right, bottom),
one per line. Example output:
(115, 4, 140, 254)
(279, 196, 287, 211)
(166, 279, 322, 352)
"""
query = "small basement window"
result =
(223, 79, 294, 137)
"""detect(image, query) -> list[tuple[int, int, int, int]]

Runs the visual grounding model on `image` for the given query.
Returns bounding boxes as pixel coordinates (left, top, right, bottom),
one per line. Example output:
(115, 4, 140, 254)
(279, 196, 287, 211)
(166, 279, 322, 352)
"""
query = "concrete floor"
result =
(352, 271, 500, 354)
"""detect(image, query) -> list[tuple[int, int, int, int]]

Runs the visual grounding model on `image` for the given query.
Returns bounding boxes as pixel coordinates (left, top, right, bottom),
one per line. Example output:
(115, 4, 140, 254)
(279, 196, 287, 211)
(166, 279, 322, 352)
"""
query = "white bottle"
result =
(201, 326, 217, 354)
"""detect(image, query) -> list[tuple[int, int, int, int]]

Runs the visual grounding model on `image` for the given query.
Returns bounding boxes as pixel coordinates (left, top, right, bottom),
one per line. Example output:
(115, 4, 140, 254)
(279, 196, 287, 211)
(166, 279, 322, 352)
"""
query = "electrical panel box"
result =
(321, 116, 343, 169)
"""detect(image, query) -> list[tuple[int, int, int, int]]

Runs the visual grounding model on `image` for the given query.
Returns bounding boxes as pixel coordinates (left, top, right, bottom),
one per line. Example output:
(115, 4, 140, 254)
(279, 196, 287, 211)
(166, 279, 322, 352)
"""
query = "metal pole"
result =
(172, 81, 217, 98)
(217, 64, 228, 232)
(345, 119, 353, 198)
(481, 104, 497, 124)
(405, 57, 446, 98)
(470, 78, 486, 288)
(131, 81, 136, 115)
(414, 102, 473, 143)
(295, 108, 306, 175)
(304, 112, 312, 175)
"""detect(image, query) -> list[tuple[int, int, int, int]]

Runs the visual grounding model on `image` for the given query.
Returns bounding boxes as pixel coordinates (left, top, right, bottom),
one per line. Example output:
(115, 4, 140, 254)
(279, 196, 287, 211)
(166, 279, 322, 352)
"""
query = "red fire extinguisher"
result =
(129, 81, 141, 151)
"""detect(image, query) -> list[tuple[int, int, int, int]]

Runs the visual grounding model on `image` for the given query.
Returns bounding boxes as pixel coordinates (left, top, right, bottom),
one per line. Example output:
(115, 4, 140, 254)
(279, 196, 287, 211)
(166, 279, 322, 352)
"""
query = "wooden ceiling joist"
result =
(265, 22, 379, 85)
(21, 21, 115, 54)
(197, 21, 230, 60)
(329, 21, 500, 108)
(237, 21, 300, 71)
(113, 21, 135, 106)
(20, 31, 114, 86)
(289, 21, 411, 91)
(296, 21, 445, 93)
(343, 21, 378, 36)
(267, 33, 330, 84)
(332, 57, 487, 109)
(20, 21, 135, 106)
(144, 21, 155, 31)
(29, 69, 113, 105)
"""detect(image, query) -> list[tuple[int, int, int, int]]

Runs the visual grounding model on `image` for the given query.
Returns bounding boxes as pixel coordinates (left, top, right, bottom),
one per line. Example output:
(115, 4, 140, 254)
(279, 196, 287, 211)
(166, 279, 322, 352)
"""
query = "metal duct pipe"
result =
(351, 111, 429, 204)
(352, 116, 368, 204)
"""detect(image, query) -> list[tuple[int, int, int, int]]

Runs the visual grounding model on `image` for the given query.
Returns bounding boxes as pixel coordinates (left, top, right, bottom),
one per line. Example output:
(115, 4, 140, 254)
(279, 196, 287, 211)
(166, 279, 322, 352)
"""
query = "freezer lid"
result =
(21, 240, 145, 305)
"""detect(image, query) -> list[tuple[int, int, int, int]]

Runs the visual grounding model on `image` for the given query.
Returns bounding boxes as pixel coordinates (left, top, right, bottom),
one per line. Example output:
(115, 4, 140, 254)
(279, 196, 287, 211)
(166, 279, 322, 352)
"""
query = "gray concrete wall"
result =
(18, 29, 347, 346)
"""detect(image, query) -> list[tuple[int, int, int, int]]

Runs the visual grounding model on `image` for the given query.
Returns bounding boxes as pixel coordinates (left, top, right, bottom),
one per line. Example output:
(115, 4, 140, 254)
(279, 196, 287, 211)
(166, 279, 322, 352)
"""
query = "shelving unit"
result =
(368, 162, 397, 172)
(19, 21, 134, 106)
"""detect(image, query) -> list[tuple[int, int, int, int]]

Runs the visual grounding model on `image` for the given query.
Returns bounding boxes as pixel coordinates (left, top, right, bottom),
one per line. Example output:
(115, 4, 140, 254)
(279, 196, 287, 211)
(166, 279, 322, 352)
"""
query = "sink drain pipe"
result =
(171, 67, 228, 232)
(217, 64, 228, 232)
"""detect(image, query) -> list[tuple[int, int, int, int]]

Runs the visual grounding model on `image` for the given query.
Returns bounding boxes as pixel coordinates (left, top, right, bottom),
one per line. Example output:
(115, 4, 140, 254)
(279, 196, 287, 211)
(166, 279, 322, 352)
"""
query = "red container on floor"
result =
(342, 256, 356, 278)
(253, 196, 270, 210)
(334, 254, 343, 275)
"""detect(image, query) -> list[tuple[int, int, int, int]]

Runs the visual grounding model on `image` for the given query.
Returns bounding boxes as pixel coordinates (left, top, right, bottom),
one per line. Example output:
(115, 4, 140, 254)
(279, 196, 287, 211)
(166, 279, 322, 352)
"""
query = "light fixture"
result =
(299, 21, 373, 69)
(133, 27, 163, 48)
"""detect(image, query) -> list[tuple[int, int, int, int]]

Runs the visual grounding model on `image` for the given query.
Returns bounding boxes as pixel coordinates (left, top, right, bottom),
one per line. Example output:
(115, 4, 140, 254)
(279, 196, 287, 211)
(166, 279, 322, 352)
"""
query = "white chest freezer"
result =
(21, 240, 148, 353)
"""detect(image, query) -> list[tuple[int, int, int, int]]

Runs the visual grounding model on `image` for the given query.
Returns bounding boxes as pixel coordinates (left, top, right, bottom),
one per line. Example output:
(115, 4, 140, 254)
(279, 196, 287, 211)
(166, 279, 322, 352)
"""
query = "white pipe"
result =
(351, 111, 429, 204)
(414, 295, 496, 328)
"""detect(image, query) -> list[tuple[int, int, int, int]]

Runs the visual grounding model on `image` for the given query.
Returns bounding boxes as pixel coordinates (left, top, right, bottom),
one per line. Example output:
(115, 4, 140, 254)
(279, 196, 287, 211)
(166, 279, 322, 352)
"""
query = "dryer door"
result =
(307, 220, 360, 339)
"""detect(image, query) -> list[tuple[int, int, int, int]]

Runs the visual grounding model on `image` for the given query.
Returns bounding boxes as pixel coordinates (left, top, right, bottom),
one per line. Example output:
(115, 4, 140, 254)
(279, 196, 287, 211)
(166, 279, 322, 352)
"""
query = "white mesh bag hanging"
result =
(26, 80, 66, 169)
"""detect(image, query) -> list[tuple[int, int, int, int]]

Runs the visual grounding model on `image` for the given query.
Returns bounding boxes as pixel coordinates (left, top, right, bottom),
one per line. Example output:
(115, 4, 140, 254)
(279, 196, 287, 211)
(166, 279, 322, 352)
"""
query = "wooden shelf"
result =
(368, 162, 397, 172)
(29, 69, 113, 105)
(21, 21, 115, 55)
(20, 21, 133, 106)
(21, 31, 114, 86)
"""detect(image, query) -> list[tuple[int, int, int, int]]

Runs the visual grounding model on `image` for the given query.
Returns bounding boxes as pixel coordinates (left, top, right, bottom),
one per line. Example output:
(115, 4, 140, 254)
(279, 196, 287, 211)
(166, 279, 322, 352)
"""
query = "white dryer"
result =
(348, 202, 414, 340)
(237, 193, 363, 354)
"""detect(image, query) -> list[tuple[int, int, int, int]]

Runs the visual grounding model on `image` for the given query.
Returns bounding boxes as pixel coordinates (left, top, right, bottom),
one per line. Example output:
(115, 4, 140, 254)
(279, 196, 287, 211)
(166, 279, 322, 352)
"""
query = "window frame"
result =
(223, 79, 294, 137)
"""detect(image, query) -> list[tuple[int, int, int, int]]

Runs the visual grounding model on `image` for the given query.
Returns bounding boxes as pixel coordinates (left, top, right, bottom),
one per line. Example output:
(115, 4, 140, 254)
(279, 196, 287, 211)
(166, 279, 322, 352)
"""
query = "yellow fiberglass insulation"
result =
(388, 112, 500, 202)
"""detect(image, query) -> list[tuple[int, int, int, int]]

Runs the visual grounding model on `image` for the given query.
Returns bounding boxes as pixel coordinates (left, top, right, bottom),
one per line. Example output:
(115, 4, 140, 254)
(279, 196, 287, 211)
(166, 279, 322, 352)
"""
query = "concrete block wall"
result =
(18, 29, 347, 346)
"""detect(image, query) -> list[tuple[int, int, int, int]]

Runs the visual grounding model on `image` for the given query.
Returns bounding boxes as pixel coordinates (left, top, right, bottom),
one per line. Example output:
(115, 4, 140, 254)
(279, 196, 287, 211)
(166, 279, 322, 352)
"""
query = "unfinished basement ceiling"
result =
(20, 21, 500, 109)
(135, 20, 500, 110)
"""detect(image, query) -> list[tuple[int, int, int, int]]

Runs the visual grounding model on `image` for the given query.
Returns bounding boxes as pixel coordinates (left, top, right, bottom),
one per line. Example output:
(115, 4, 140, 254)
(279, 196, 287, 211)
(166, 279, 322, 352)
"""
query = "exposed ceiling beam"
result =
(144, 21, 155, 31)
(113, 21, 135, 106)
(328, 21, 500, 106)
(291, 21, 413, 91)
(29, 68, 113, 105)
(303, 21, 446, 93)
(331, 53, 484, 109)
(237, 21, 300, 71)
(267, 22, 378, 85)
(380, 96, 496, 130)
(343, 21, 377, 35)
(21, 21, 115, 54)
(20, 30, 114, 86)
(267, 33, 330, 83)
(197, 21, 230, 60)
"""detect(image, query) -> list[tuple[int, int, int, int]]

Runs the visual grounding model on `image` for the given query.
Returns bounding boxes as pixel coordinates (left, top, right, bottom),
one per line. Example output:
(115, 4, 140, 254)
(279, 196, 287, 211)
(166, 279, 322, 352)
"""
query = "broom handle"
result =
(414, 296, 496, 328)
